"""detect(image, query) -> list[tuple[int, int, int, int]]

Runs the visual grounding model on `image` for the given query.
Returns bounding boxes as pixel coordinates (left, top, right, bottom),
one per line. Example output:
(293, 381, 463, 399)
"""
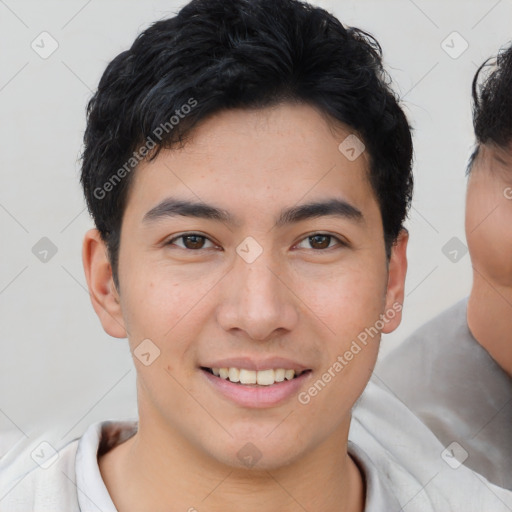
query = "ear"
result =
(382, 228, 408, 334)
(82, 228, 127, 338)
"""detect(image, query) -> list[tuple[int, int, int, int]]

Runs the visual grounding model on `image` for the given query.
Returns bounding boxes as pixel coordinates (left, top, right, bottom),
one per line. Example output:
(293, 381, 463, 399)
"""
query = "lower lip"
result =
(201, 369, 312, 408)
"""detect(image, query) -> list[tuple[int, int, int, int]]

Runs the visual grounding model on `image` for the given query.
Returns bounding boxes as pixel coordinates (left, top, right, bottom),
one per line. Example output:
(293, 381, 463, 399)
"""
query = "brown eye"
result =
(167, 233, 215, 250)
(309, 235, 332, 249)
(182, 235, 206, 249)
(295, 233, 344, 250)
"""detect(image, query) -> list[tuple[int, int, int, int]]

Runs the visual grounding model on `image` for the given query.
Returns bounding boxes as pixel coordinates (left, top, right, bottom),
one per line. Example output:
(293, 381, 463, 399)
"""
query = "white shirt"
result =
(351, 380, 512, 510)
(75, 420, 137, 512)
(1, 381, 511, 511)
(376, 298, 512, 489)
(74, 419, 402, 511)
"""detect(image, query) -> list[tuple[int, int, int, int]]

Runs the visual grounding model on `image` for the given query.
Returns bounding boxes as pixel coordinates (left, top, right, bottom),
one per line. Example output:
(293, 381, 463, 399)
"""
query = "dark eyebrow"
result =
(143, 199, 234, 225)
(142, 197, 364, 227)
(275, 198, 364, 227)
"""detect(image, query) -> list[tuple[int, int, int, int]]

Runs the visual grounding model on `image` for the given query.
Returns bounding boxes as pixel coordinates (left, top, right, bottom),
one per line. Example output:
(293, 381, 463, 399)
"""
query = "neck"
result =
(99, 411, 364, 512)
(467, 272, 512, 376)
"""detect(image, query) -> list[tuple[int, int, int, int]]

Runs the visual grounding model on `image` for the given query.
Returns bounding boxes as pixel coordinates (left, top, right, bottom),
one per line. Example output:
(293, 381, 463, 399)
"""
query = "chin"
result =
(206, 436, 305, 472)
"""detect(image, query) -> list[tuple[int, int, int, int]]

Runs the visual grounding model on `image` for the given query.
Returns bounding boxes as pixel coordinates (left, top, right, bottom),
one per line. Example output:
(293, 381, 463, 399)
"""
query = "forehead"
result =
(126, 103, 379, 220)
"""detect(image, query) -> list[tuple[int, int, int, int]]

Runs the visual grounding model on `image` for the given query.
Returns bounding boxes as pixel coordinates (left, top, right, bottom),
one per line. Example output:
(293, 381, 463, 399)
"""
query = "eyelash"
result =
(165, 232, 347, 251)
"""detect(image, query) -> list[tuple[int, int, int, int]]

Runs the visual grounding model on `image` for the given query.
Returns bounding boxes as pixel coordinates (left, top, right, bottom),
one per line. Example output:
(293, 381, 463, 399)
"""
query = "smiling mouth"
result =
(201, 367, 312, 386)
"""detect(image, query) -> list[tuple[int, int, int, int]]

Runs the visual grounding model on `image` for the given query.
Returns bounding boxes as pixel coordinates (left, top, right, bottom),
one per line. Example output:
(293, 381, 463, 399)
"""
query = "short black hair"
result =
(467, 42, 512, 172)
(80, 0, 413, 289)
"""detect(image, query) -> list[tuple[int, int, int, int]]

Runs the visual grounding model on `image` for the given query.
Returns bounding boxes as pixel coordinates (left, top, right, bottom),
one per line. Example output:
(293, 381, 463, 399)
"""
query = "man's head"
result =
(80, 0, 412, 291)
(81, 0, 411, 472)
(466, 43, 512, 287)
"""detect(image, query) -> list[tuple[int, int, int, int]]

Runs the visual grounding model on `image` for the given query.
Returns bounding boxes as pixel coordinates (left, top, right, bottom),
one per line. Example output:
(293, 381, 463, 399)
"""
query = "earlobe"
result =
(382, 228, 408, 334)
(82, 228, 127, 338)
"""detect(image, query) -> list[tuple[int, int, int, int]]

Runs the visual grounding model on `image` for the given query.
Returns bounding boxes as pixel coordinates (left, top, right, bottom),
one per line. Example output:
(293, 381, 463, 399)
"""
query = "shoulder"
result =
(376, 297, 470, 381)
(0, 428, 80, 512)
(0, 419, 137, 512)
(387, 298, 469, 361)
(351, 380, 512, 511)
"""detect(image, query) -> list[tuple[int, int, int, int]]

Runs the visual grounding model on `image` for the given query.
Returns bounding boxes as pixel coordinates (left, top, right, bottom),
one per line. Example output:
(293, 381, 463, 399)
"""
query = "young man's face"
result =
(84, 103, 407, 470)
(466, 144, 512, 287)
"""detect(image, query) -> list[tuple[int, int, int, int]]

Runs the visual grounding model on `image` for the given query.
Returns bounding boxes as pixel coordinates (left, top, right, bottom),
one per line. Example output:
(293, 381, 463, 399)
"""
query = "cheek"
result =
(122, 259, 215, 332)
(122, 273, 202, 400)
(295, 273, 384, 422)
(119, 272, 189, 367)
(292, 260, 387, 352)
(466, 192, 512, 285)
(467, 217, 512, 284)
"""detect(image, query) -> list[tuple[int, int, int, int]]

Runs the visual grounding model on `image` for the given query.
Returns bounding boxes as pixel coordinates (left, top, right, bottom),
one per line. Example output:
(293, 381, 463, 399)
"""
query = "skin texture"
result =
(466, 143, 512, 376)
(83, 103, 408, 512)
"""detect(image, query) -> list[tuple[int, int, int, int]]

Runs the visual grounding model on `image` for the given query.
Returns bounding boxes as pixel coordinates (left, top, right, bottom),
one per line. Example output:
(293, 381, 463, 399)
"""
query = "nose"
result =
(216, 250, 299, 341)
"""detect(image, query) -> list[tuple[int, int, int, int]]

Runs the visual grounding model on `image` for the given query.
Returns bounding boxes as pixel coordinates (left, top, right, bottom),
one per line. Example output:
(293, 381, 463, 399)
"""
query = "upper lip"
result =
(200, 357, 310, 372)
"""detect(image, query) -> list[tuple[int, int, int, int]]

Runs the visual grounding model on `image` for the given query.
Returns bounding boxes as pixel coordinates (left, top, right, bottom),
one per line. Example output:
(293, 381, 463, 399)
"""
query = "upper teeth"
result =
(212, 367, 297, 385)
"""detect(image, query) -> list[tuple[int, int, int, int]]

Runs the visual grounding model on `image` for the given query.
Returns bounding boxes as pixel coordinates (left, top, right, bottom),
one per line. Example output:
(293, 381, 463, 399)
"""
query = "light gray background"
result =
(1, 0, 511, 446)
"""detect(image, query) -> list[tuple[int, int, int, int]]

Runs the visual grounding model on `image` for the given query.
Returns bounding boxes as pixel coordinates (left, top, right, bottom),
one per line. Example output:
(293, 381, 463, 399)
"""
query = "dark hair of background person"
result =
(468, 42, 512, 173)
(80, 0, 414, 290)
